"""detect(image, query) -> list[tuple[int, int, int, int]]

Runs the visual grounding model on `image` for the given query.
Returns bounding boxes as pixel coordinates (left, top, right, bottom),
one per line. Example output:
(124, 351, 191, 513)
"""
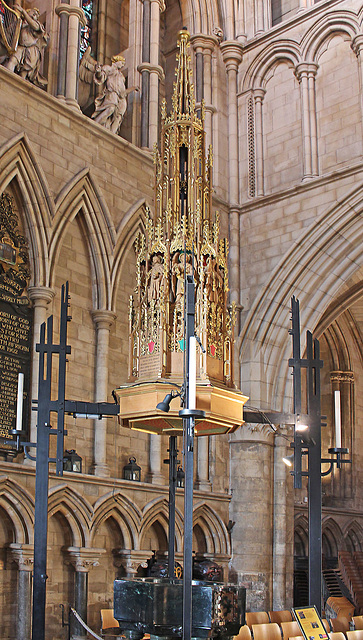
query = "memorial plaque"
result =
(0, 193, 31, 454)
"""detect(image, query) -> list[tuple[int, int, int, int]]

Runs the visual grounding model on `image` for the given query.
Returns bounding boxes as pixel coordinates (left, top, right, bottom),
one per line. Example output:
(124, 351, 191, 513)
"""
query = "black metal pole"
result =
(32, 316, 53, 640)
(182, 275, 195, 640)
(168, 435, 177, 579)
(306, 331, 323, 613)
(290, 296, 303, 489)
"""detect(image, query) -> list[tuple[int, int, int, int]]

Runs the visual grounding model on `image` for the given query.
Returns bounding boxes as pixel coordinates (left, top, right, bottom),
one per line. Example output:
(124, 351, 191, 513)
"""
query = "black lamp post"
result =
(123, 457, 141, 481)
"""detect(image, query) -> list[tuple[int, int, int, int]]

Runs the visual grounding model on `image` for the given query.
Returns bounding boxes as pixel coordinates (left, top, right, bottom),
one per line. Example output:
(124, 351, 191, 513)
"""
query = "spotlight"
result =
(283, 454, 294, 467)
(156, 390, 181, 412)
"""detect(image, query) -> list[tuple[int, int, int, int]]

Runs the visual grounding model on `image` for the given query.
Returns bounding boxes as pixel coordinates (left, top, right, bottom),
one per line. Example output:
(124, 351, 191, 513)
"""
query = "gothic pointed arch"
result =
(301, 10, 359, 62)
(48, 484, 93, 547)
(242, 40, 301, 91)
(294, 514, 308, 556)
(343, 520, 363, 553)
(193, 502, 230, 554)
(111, 199, 148, 310)
(141, 497, 183, 552)
(239, 182, 363, 409)
(0, 477, 35, 544)
(51, 168, 115, 308)
(0, 132, 53, 286)
(92, 491, 142, 549)
(322, 517, 344, 558)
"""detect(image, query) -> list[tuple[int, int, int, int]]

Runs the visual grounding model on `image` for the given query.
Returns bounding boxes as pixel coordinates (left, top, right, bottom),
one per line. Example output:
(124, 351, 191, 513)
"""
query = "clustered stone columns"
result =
(8, 543, 34, 640)
(228, 425, 275, 610)
(91, 310, 116, 477)
(190, 35, 218, 148)
(220, 42, 243, 313)
(27, 286, 55, 448)
(146, 434, 164, 484)
(64, 547, 105, 640)
(55, 2, 87, 109)
(295, 63, 319, 180)
(138, 0, 165, 148)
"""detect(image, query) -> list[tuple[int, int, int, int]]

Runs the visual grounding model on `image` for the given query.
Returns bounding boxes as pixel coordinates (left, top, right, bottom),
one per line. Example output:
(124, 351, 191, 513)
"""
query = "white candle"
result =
(334, 389, 341, 449)
(16, 372, 24, 431)
(188, 336, 196, 410)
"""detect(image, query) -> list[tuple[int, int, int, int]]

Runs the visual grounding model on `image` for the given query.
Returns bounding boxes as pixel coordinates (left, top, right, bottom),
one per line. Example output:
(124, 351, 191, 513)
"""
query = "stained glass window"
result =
(80, 0, 93, 58)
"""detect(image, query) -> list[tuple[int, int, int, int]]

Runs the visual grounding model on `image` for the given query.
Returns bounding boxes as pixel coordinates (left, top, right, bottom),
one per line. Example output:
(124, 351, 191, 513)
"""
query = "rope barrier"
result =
(70, 607, 105, 640)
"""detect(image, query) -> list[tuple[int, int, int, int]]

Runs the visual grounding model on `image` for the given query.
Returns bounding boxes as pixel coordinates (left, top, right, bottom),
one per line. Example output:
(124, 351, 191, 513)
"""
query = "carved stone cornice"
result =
(330, 370, 354, 384)
(91, 309, 117, 329)
(137, 62, 165, 81)
(8, 543, 34, 572)
(55, 4, 87, 27)
(63, 547, 106, 573)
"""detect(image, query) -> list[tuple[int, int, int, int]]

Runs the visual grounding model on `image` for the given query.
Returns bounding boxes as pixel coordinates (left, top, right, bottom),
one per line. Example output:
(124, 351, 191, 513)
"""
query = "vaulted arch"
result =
(344, 520, 363, 553)
(322, 517, 344, 557)
(239, 182, 363, 409)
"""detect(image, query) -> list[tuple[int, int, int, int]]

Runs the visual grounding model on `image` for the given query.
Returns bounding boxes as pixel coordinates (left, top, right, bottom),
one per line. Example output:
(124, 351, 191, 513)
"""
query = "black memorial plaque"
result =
(0, 193, 32, 453)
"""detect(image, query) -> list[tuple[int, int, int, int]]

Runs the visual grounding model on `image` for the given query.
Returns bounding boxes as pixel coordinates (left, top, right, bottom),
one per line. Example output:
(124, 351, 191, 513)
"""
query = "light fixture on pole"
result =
(157, 389, 182, 413)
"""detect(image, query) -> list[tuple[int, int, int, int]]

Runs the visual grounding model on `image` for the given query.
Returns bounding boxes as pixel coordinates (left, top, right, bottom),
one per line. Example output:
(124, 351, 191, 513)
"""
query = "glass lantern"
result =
(123, 457, 141, 482)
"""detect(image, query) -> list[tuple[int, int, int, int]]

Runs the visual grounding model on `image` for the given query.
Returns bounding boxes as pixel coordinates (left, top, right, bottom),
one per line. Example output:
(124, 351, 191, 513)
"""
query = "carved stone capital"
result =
(137, 62, 165, 81)
(253, 88, 266, 102)
(230, 422, 275, 445)
(91, 309, 117, 330)
(55, 4, 87, 26)
(150, 0, 166, 11)
(330, 370, 354, 384)
(351, 34, 363, 56)
(190, 34, 218, 54)
(27, 286, 55, 306)
(220, 41, 243, 69)
(113, 549, 150, 576)
(8, 543, 34, 572)
(63, 547, 106, 573)
(294, 62, 318, 82)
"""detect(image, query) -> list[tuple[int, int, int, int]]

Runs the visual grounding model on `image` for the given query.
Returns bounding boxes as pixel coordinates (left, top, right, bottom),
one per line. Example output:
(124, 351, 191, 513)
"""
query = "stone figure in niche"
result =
(146, 255, 165, 304)
(2, 5, 49, 86)
(172, 252, 194, 304)
(80, 48, 139, 133)
(205, 256, 223, 304)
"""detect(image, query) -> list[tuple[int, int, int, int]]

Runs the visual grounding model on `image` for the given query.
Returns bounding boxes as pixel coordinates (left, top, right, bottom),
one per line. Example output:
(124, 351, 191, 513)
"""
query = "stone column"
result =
(55, 1, 70, 100)
(91, 310, 116, 477)
(56, 2, 87, 109)
(146, 434, 165, 484)
(8, 543, 34, 640)
(253, 88, 266, 196)
(27, 286, 55, 449)
(65, 547, 105, 640)
(190, 35, 218, 148)
(272, 428, 294, 609)
(195, 437, 211, 491)
(351, 35, 363, 121)
(255, 0, 270, 35)
(295, 63, 319, 180)
(228, 424, 274, 611)
(148, 0, 165, 147)
(220, 42, 243, 310)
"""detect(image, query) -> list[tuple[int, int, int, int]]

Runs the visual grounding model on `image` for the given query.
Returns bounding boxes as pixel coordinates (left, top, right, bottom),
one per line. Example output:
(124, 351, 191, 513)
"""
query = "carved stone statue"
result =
(2, 5, 49, 86)
(79, 48, 138, 133)
(147, 255, 164, 304)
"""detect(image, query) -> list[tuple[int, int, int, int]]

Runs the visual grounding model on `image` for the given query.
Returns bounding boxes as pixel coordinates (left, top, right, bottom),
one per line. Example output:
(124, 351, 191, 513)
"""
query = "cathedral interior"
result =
(0, 0, 363, 638)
